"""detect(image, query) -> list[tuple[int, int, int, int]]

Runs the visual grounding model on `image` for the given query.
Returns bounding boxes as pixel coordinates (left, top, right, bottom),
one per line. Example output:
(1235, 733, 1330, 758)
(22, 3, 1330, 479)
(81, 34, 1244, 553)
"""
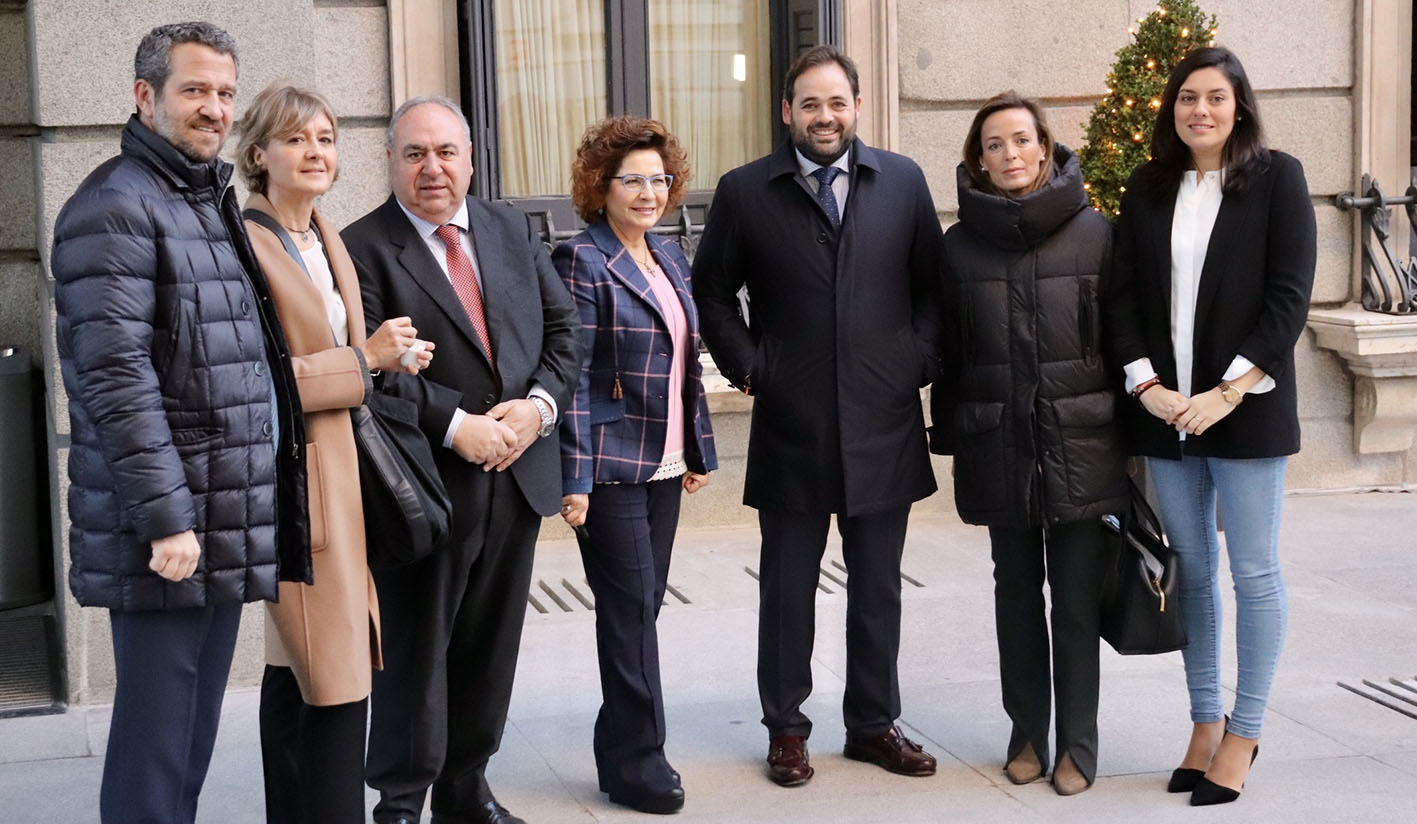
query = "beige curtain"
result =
(648, 0, 772, 192)
(495, 0, 607, 196)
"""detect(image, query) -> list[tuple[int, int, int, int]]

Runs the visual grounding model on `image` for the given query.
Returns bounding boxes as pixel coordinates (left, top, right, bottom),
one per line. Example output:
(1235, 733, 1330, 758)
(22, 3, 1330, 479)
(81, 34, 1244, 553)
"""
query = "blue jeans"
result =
(1148, 454, 1288, 740)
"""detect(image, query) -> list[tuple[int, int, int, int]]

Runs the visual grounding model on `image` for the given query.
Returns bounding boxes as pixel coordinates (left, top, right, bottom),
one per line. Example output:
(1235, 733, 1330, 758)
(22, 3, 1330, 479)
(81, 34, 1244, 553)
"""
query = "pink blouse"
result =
(644, 260, 689, 480)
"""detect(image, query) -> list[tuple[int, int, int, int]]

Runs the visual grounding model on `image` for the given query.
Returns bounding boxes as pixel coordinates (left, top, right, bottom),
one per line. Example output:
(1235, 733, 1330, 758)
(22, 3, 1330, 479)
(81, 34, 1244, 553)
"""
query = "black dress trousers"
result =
(578, 478, 684, 796)
(756, 505, 910, 739)
(988, 518, 1107, 783)
(366, 467, 541, 823)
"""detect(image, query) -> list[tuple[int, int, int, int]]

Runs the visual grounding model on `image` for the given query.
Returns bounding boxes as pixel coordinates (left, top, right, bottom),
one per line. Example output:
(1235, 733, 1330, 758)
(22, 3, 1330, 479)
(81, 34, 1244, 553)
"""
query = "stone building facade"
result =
(0, 0, 1410, 706)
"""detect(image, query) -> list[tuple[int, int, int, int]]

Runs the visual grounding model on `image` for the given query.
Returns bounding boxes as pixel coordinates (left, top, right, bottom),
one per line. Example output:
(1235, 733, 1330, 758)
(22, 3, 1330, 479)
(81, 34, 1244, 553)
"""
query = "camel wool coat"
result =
(246, 195, 382, 706)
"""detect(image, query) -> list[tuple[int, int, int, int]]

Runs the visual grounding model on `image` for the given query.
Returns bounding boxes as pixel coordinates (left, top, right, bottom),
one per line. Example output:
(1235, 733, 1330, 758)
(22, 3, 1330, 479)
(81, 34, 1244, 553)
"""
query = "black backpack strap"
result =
(244, 208, 309, 277)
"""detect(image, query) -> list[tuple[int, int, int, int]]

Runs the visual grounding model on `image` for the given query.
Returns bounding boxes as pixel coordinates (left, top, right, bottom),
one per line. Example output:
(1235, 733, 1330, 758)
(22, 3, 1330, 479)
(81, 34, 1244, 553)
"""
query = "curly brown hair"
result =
(569, 116, 690, 223)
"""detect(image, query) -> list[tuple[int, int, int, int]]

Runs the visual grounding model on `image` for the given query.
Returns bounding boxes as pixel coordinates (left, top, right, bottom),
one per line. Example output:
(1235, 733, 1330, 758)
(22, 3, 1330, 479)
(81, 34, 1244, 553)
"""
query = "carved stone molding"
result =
(388, 0, 460, 108)
(1308, 305, 1417, 453)
(842, 0, 898, 152)
(1353, 0, 1413, 291)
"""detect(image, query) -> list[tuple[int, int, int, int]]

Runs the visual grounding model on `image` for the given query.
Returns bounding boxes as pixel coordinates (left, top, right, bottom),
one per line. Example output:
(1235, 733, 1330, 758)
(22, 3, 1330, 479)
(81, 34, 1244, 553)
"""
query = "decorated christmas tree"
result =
(1078, 1, 1218, 216)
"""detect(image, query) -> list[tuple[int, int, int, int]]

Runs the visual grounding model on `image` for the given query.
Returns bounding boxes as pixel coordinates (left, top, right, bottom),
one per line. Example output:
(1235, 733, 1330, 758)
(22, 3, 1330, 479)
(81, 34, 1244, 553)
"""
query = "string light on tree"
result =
(1077, 0, 1218, 215)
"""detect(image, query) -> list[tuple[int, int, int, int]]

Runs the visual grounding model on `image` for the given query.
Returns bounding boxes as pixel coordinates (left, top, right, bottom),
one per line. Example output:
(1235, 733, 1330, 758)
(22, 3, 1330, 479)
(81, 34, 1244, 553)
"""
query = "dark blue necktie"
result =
(811, 166, 842, 228)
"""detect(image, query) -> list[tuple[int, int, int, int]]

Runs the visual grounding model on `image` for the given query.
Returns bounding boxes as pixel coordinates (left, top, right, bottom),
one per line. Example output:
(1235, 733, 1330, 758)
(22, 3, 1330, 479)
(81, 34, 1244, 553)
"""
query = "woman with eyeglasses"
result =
(552, 115, 716, 815)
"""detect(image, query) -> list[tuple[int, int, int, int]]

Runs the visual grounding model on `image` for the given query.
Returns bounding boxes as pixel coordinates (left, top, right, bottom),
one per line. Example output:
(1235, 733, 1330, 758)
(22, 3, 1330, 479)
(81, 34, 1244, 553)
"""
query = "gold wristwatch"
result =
(1218, 380, 1243, 406)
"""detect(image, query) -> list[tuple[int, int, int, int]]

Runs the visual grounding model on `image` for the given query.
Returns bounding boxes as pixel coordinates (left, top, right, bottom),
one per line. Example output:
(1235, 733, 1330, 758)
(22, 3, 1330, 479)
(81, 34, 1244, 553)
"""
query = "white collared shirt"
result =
(1123, 170, 1275, 402)
(396, 199, 485, 291)
(394, 198, 557, 447)
(795, 148, 851, 214)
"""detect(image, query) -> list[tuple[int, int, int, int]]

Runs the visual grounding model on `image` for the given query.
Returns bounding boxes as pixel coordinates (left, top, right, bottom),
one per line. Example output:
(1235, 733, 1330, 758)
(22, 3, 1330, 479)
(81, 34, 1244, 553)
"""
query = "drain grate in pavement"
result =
(526, 578, 691, 614)
(0, 614, 61, 718)
(1338, 676, 1417, 720)
(743, 559, 927, 595)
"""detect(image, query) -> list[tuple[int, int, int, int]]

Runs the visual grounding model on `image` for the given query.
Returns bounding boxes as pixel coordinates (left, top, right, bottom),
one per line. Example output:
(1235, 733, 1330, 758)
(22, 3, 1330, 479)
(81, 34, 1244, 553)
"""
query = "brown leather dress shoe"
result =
(766, 734, 814, 786)
(844, 725, 937, 776)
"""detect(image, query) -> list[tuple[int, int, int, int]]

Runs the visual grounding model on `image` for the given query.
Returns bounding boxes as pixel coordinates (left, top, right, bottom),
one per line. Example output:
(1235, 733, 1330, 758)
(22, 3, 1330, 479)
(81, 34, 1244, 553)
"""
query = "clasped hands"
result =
(451, 399, 542, 471)
(1138, 383, 1235, 436)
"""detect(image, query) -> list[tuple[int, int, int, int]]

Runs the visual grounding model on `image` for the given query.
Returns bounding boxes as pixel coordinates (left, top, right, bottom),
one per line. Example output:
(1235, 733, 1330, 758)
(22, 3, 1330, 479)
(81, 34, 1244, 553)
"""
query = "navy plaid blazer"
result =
(552, 221, 717, 494)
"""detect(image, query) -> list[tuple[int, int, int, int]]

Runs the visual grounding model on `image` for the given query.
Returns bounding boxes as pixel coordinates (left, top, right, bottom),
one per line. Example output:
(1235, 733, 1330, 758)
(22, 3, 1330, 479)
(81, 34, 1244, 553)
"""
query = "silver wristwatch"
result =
(529, 396, 555, 438)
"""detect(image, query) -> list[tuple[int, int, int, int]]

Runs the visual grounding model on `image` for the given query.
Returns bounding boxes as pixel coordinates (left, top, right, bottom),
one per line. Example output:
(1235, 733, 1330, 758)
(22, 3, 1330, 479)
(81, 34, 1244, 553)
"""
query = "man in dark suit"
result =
(693, 45, 945, 787)
(343, 96, 581, 824)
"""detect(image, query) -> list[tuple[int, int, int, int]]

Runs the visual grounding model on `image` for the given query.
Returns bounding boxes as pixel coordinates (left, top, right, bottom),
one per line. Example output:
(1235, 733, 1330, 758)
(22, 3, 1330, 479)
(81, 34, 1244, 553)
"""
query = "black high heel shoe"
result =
(1168, 715, 1228, 793)
(1167, 767, 1204, 793)
(1190, 741, 1259, 807)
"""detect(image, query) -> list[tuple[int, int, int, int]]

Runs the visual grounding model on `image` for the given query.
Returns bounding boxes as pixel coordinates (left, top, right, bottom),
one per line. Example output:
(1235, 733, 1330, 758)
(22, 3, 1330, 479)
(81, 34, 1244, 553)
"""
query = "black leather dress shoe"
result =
(432, 801, 527, 824)
(608, 785, 685, 815)
(485, 801, 527, 824)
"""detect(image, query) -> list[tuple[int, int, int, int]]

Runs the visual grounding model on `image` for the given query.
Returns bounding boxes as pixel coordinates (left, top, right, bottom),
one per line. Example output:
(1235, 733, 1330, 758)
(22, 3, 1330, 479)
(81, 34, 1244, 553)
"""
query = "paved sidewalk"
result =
(3, 490, 1416, 822)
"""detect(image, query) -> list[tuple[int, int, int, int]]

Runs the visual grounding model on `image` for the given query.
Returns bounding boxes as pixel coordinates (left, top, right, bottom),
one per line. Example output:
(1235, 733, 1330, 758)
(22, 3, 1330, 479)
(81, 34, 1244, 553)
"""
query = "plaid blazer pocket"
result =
(589, 397, 626, 425)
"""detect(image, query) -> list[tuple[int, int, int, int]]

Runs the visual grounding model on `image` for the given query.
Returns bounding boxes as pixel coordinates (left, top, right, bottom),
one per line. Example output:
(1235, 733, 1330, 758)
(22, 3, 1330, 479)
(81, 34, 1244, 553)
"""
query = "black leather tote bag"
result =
(1099, 480, 1188, 655)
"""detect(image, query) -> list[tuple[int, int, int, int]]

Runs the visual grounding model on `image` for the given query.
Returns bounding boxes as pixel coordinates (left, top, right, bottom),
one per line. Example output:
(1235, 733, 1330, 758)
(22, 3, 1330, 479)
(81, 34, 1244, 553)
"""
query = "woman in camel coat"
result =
(236, 83, 434, 823)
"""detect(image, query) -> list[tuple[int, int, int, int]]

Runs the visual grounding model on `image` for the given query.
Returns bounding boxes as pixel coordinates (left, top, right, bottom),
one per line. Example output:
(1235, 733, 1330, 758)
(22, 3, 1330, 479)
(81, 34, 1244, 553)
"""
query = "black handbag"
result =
(244, 209, 451, 569)
(352, 391, 452, 569)
(1099, 479, 1187, 655)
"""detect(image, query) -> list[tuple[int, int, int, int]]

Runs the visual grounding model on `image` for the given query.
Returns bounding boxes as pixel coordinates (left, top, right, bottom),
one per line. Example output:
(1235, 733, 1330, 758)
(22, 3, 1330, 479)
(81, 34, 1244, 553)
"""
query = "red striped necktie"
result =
(434, 223, 494, 367)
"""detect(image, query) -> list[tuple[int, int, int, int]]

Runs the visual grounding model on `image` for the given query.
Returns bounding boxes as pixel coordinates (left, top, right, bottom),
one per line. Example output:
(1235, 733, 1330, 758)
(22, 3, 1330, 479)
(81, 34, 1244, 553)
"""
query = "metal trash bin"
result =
(0, 347, 47, 610)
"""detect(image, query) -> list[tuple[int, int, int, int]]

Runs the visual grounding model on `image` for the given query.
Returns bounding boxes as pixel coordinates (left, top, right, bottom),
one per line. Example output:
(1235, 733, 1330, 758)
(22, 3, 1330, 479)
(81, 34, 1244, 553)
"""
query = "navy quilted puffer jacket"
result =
(53, 115, 309, 611)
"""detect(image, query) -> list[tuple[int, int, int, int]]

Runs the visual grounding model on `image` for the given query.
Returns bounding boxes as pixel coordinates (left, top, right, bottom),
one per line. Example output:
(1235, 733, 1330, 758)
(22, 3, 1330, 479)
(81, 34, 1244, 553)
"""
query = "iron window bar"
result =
(532, 205, 703, 259)
(1334, 175, 1417, 314)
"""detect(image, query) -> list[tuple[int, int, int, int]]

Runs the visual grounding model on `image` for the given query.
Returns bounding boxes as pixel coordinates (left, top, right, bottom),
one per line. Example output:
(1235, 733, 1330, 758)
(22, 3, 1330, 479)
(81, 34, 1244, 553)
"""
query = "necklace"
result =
(284, 223, 312, 244)
(630, 250, 657, 273)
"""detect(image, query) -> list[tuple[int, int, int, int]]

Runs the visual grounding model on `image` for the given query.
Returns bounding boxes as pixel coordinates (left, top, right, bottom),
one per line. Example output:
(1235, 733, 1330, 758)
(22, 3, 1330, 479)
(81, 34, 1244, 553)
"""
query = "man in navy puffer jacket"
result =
(51, 22, 307, 823)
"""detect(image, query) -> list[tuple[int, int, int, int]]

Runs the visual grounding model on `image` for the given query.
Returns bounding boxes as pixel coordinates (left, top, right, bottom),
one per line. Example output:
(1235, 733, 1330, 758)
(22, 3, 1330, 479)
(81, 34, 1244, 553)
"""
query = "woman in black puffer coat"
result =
(930, 91, 1127, 796)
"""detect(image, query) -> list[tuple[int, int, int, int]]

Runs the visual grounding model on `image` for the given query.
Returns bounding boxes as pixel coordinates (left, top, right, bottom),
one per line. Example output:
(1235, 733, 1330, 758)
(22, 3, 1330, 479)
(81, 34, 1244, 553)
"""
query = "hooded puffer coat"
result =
(930, 145, 1127, 527)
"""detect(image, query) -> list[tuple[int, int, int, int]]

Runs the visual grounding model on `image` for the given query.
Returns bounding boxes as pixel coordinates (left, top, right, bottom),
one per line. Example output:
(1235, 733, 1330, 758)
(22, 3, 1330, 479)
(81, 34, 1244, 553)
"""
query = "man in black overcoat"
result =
(343, 96, 581, 824)
(693, 45, 945, 786)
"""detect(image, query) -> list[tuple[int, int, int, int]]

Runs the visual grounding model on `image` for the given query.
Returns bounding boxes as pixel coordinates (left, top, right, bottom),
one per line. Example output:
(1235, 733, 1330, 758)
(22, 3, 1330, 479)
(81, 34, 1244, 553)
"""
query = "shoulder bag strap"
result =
(244, 208, 309, 278)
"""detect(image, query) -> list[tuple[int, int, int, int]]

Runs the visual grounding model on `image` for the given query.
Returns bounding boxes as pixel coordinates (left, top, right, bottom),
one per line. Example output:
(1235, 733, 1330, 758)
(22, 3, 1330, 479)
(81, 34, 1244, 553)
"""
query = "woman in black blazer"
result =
(1107, 47, 1315, 807)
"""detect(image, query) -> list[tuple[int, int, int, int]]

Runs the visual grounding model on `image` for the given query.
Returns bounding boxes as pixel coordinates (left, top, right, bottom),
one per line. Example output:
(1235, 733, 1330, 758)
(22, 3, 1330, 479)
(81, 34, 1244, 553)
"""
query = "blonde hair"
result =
(235, 84, 339, 195)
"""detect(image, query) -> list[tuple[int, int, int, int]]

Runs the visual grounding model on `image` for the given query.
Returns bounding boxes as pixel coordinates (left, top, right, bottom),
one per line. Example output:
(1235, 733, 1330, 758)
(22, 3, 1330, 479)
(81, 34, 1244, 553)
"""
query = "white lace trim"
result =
(648, 450, 687, 482)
